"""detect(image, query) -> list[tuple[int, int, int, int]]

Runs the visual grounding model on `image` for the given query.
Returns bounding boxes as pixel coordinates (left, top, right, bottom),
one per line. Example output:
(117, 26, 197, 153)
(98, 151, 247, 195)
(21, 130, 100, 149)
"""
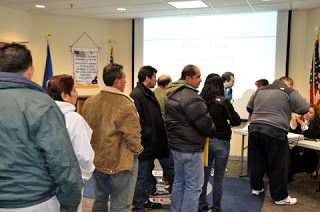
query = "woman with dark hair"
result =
(198, 74, 241, 212)
(288, 104, 320, 182)
(47, 74, 95, 212)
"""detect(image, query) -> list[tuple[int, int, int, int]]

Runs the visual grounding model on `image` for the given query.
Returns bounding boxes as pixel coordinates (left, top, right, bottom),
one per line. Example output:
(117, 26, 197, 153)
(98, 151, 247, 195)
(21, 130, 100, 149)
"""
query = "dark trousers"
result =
(248, 132, 289, 201)
(132, 159, 155, 212)
(159, 151, 175, 186)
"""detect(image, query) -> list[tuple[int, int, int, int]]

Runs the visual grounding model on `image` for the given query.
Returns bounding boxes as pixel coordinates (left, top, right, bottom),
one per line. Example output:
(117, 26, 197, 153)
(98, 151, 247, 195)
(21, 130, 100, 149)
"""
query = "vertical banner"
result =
(73, 47, 99, 88)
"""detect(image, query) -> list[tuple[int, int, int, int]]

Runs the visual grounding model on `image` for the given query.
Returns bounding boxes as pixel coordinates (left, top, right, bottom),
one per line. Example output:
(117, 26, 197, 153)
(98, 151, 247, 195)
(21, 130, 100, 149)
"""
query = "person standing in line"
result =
(82, 63, 143, 212)
(47, 74, 95, 212)
(153, 74, 174, 193)
(165, 64, 216, 212)
(0, 44, 83, 212)
(130, 66, 169, 211)
(222, 72, 235, 101)
(247, 76, 309, 205)
(198, 74, 241, 212)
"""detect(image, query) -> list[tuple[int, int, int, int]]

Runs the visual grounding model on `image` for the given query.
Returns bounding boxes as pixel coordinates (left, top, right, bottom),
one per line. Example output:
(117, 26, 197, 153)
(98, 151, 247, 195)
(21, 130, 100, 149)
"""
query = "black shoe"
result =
(144, 200, 162, 209)
(198, 205, 212, 212)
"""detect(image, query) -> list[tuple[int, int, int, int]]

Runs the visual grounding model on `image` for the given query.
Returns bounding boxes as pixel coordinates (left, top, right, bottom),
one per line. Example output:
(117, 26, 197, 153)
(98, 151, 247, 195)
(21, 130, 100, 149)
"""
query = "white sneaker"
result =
(275, 196, 297, 205)
(210, 169, 214, 176)
(252, 188, 264, 195)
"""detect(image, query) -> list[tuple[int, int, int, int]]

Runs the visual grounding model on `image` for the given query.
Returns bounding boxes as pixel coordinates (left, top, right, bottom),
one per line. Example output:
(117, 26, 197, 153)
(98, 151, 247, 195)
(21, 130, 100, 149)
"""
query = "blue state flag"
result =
(42, 45, 53, 90)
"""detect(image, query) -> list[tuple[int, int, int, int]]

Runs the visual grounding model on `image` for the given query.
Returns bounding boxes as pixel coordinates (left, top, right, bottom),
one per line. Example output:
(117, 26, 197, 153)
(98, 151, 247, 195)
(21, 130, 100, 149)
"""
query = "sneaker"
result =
(274, 196, 297, 205)
(144, 200, 162, 209)
(252, 188, 264, 195)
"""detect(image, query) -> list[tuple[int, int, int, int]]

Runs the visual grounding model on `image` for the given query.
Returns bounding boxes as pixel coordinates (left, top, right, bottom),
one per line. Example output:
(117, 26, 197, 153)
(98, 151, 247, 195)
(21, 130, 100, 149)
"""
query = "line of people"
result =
(0, 43, 313, 212)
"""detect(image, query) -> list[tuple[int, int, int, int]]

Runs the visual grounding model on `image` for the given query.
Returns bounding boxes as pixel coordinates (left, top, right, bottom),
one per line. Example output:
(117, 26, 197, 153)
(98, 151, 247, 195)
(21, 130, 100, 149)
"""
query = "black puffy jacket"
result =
(165, 81, 216, 152)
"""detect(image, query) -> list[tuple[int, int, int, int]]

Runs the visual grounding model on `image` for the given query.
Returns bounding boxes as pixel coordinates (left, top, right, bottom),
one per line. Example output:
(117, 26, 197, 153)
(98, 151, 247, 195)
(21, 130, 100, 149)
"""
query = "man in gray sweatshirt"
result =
(247, 76, 309, 205)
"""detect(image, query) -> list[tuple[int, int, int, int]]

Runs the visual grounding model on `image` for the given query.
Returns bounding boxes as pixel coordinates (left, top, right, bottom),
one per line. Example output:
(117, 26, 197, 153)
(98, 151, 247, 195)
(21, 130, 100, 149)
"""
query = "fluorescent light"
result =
(261, 0, 272, 1)
(117, 8, 126, 11)
(168, 1, 209, 9)
(35, 5, 46, 8)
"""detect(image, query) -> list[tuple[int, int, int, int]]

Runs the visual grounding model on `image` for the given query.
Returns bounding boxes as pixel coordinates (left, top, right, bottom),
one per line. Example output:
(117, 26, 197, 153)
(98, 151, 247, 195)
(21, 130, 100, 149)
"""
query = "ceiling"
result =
(0, 0, 320, 19)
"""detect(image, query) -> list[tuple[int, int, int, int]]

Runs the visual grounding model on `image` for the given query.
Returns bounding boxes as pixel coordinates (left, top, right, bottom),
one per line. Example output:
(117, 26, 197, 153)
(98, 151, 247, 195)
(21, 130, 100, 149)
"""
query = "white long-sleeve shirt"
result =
(56, 101, 95, 182)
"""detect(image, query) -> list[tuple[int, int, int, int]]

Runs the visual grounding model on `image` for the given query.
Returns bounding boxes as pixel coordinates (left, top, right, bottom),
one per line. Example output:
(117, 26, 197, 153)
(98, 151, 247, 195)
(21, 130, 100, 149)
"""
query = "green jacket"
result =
(0, 73, 83, 212)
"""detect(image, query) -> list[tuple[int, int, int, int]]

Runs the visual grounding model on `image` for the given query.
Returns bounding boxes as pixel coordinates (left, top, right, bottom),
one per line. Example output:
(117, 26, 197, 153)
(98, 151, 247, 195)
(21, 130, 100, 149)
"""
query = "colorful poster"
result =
(73, 47, 98, 88)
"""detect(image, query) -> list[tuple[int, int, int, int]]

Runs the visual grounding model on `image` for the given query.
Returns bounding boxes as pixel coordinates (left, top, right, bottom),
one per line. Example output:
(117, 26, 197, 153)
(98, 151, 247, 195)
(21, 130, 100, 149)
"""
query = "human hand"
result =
(291, 114, 298, 127)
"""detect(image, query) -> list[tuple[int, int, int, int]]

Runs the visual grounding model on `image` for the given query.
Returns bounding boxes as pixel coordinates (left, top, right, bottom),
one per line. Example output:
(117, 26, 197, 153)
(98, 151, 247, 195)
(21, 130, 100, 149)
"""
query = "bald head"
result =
(157, 74, 172, 89)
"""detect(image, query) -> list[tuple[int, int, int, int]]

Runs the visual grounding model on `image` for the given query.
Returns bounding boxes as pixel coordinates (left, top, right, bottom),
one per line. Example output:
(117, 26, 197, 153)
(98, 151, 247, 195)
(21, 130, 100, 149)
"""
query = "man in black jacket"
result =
(130, 66, 169, 212)
(165, 64, 216, 212)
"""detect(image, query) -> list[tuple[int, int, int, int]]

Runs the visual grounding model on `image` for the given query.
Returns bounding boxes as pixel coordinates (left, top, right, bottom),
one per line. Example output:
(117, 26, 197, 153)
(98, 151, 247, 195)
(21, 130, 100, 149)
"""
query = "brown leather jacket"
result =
(82, 86, 143, 174)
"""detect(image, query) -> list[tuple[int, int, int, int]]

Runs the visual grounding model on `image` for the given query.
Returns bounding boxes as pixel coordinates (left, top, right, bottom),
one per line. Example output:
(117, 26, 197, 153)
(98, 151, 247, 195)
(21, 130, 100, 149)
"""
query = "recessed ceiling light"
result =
(168, 1, 209, 9)
(117, 8, 126, 11)
(261, 0, 272, 2)
(35, 5, 46, 8)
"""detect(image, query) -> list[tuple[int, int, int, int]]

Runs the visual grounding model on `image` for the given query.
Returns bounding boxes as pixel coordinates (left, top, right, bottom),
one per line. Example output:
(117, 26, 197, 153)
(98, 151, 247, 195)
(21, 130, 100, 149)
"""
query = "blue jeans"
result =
(170, 150, 204, 212)
(199, 138, 230, 210)
(92, 158, 138, 212)
(132, 159, 155, 212)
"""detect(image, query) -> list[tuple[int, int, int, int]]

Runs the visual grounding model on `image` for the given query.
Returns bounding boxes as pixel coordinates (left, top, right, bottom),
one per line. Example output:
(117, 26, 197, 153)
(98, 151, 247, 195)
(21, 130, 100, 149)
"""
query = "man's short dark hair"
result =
(138, 66, 157, 82)
(255, 79, 269, 87)
(0, 43, 32, 73)
(103, 63, 123, 86)
(158, 78, 171, 87)
(180, 65, 196, 80)
(222, 72, 234, 82)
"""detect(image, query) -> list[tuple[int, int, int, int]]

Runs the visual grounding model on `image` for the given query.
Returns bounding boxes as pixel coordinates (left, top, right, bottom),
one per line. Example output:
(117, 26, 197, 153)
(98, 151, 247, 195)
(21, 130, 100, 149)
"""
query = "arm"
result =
(224, 99, 241, 126)
(184, 97, 216, 137)
(290, 90, 309, 115)
(116, 99, 144, 157)
(69, 114, 95, 182)
(36, 107, 83, 212)
(130, 94, 152, 137)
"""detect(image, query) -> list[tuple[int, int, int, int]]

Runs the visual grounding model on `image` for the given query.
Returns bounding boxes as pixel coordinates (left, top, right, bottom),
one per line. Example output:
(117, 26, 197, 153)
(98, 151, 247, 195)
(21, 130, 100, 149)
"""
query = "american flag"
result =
(74, 50, 86, 58)
(310, 37, 320, 106)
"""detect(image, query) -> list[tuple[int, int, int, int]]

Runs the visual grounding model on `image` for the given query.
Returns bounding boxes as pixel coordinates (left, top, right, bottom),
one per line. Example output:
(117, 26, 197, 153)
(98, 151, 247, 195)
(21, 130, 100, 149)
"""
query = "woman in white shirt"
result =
(47, 74, 95, 211)
(289, 104, 320, 182)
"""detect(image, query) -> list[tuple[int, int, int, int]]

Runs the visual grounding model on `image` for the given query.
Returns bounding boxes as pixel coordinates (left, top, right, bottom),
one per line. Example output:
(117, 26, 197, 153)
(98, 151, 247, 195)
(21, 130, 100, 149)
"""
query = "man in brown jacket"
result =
(82, 63, 143, 212)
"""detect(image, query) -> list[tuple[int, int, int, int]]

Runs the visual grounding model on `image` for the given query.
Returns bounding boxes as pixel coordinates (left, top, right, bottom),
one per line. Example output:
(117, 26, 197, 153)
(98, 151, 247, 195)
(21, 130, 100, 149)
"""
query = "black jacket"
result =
(130, 82, 169, 160)
(165, 82, 216, 153)
(207, 95, 241, 140)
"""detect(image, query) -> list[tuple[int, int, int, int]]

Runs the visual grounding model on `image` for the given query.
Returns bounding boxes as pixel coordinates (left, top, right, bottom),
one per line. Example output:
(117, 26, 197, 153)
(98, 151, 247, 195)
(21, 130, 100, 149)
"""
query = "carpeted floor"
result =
(82, 160, 320, 212)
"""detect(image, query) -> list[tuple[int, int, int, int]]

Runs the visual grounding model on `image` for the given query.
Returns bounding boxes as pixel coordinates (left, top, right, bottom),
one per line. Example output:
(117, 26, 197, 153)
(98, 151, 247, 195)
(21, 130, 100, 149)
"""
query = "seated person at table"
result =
(288, 104, 320, 182)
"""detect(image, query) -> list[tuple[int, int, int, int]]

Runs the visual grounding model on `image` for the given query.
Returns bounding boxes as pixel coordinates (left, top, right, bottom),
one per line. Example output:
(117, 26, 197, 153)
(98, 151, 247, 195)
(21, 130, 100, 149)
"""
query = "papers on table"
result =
(287, 132, 304, 144)
(235, 125, 304, 144)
